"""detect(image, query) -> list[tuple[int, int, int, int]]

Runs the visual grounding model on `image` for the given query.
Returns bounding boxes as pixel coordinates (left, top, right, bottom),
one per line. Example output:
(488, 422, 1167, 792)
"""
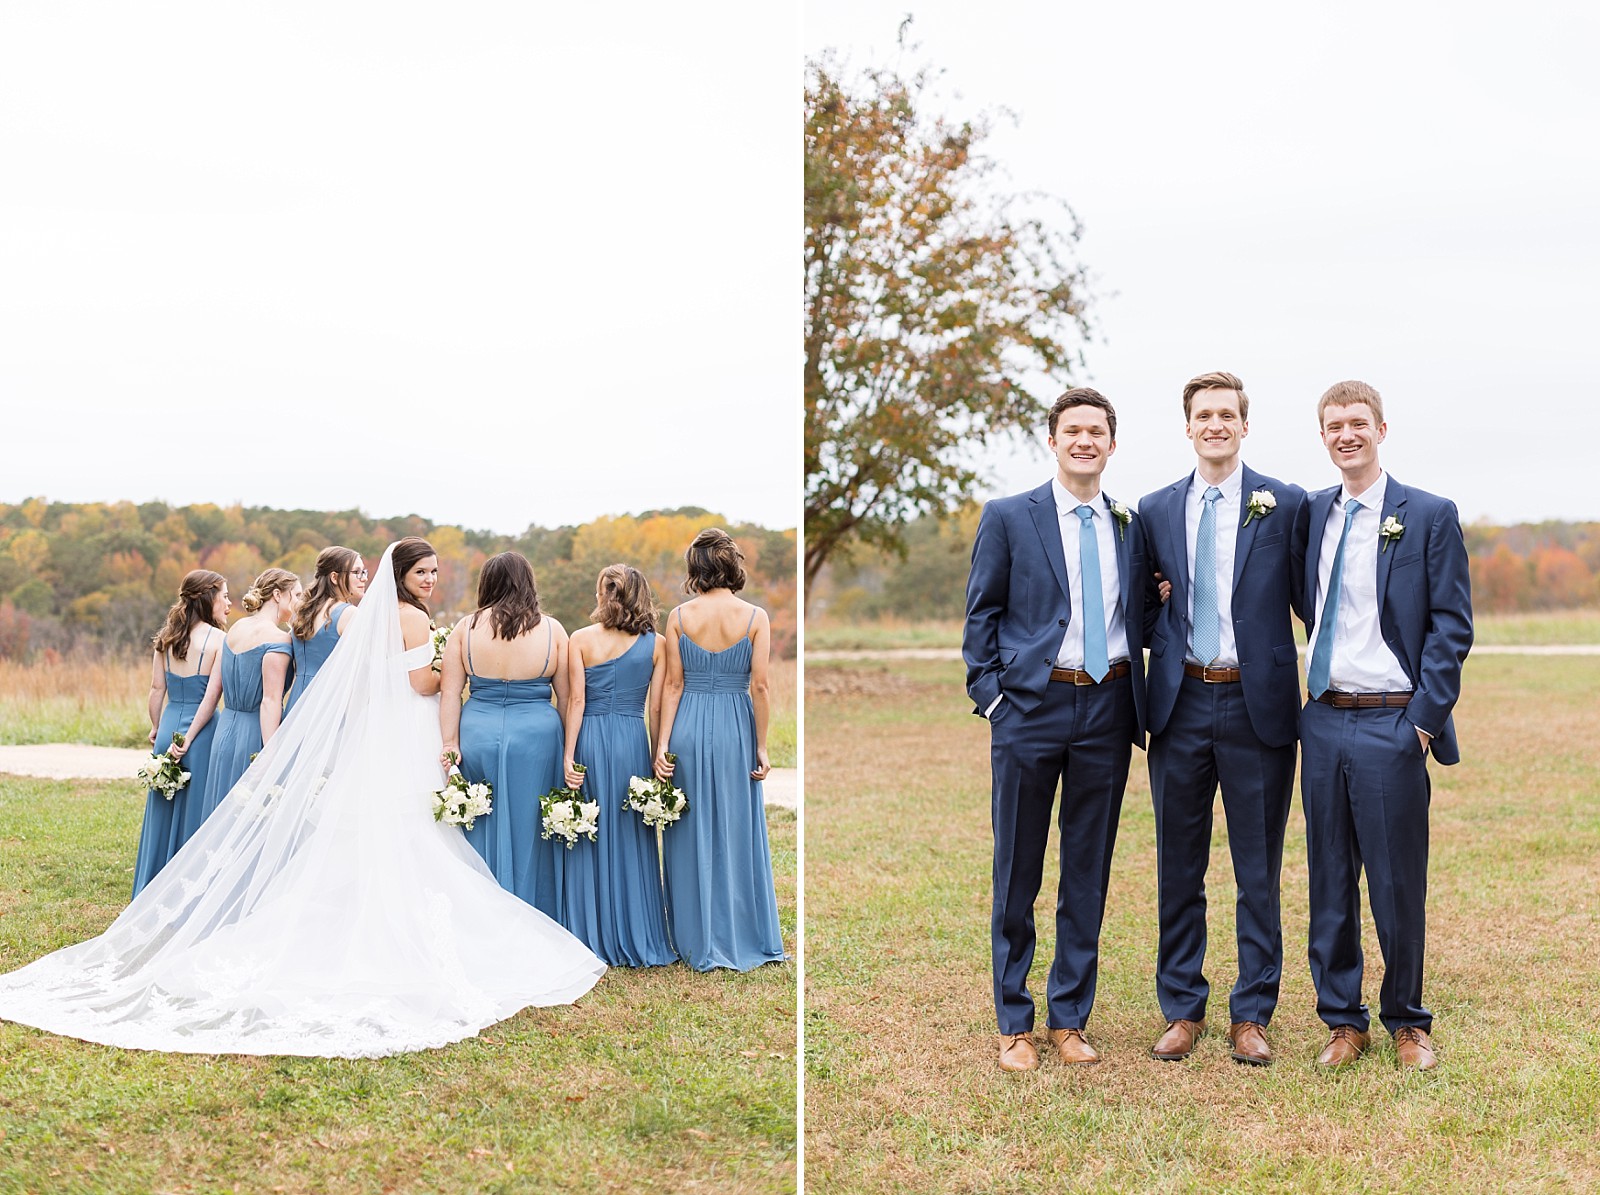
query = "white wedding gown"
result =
(0, 543, 605, 1057)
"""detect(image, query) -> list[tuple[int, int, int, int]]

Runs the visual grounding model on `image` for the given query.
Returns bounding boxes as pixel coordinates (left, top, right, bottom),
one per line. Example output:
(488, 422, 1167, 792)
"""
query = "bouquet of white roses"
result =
(625, 755, 687, 829)
(540, 765, 599, 848)
(136, 731, 192, 800)
(431, 751, 492, 830)
(429, 623, 452, 673)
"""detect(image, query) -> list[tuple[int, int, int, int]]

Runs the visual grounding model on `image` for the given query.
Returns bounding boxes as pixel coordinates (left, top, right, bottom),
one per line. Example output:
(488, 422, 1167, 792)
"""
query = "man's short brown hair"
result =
(1182, 370, 1249, 420)
(1047, 387, 1117, 441)
(1317, 380, 1384, 427)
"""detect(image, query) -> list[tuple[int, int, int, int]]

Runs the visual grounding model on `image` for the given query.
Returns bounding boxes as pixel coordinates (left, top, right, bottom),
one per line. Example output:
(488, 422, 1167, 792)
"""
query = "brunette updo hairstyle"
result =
(292, 546, 361, 641)
(591, 563, 658, 635)
(470, 552, 542, 640)
(239, 568, 300, 614)
(391, 537, 437, 614)
(151, 569, 228, 661)
(682, 528, 747, 594)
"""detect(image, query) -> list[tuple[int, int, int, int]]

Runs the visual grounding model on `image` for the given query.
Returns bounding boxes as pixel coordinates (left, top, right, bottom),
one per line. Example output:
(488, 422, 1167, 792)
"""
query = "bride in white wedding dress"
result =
(0, 538, 606, 1057)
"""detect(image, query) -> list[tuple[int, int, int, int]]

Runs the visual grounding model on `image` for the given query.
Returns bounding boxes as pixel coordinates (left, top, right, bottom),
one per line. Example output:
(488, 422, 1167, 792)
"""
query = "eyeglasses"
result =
(352, 568, 369, 579)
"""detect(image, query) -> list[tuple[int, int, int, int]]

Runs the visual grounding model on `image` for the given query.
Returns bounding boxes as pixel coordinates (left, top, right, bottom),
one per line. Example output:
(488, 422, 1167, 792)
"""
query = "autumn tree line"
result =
(0, 499, 795, 662)
(810, 505, 1600, 623)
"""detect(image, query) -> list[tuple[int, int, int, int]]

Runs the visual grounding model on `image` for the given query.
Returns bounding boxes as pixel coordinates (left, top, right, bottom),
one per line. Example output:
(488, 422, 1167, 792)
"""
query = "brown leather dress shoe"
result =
(1048, 1027, 1101, 1065)
(1227, 1021, 1272, 1066)
(1151, 1018, 1205, 1061)
(1315, 1024, 1371, 1068)
(1394, 1026, 1437, 1070)
(998, 1032, 1041, 1072)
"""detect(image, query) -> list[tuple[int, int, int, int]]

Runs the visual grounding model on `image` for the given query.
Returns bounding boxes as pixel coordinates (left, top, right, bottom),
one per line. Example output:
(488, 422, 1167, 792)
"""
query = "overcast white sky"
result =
(1, 2, 799, 534)
(806, 1, 1600, 523)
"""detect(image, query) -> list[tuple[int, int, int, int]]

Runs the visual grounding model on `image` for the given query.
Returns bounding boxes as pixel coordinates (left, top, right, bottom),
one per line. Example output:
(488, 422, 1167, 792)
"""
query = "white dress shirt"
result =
(1306, 471, 1412, 693)
(1183, 464, 1241, 668)
(1051, 477, 1129, 669)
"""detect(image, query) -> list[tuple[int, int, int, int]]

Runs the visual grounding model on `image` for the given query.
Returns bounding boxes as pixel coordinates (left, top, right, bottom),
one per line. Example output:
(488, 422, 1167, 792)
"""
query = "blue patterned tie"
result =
(1306, 497, 1361, 698)
(1192, 486, 1222, 665)
(1076, 505, 1109, 682)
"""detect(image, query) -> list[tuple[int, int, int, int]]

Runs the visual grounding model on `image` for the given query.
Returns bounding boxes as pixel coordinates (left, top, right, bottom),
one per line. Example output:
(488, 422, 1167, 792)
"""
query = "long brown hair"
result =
(391, 537, 437, 614)
(292, 546, 361, 641)
(469, 552, 542, 640)
(151, 569, 227, 661)
(591, 563, 658, 635)
(239, 568, 299, 614)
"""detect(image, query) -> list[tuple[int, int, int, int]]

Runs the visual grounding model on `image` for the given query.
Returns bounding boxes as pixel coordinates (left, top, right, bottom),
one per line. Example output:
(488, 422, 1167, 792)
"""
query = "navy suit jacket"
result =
(1290, 475, 1473, 765)
(1140, 465, 1308, 749)
(963, 480, 1160, 747)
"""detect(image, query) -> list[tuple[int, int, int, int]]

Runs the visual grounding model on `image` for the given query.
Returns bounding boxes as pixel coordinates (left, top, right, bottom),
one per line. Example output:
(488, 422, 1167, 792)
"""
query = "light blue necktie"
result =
(1306, 497, 1361, 698)
(1076, 505, 1109, 682)
(1192, 485, 1222, 665)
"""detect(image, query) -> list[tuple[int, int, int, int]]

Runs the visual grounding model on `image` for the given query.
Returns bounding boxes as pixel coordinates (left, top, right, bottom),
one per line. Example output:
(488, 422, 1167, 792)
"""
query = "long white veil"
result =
(0, 542, 605, 1057)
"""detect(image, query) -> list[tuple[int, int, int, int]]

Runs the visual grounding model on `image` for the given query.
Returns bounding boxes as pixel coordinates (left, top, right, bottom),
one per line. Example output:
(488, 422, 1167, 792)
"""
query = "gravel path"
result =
(0, 745, 798, 811)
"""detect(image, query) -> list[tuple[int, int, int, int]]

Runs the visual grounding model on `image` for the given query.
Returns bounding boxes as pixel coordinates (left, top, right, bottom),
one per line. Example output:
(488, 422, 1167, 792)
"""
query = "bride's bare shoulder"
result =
(397, 605, 432, 634)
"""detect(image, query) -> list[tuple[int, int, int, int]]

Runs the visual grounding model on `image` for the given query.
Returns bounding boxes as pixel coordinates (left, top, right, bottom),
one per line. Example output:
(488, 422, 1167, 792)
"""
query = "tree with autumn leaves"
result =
(804, 39, 1093, 600)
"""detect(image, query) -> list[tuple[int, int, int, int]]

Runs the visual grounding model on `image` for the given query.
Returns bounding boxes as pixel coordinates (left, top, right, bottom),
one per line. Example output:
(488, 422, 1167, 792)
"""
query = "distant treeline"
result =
(811, 504, 1600, 621)
(0, 499, 795, 660)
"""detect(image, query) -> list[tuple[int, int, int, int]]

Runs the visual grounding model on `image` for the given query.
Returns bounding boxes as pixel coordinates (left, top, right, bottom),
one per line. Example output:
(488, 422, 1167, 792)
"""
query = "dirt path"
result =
(0, 744, 798, 810)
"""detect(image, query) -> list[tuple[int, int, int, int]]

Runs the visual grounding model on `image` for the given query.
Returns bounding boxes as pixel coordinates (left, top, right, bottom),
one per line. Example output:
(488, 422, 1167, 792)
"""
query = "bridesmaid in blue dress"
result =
(561, 564, 676, 966)
(285, 545, 367, 715)
(200, 568, 300, 820)
(132, 569, 231, 895)
(439, 552, 567, 918)
(654, 529, 786, 972)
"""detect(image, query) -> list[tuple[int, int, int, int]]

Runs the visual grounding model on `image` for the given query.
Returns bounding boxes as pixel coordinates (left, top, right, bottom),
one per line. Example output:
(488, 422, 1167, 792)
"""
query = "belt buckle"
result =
(1074, 669, 1094, 686)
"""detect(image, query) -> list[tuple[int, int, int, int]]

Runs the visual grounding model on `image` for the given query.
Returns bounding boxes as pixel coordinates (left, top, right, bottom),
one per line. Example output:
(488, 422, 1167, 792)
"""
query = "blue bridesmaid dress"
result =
(284, 601, 350, 714)
(201, 640, 292, 821)
(460, 621, 561, 918)
(662, 609, 786, 971)
(566, 632, 676, 966)
(131, 628, 221, 896)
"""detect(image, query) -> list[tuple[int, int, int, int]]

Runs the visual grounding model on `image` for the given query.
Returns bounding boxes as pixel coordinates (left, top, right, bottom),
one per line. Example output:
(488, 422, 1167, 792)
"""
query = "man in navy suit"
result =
(1138, 371, 1306, 1067)
(1291, 380, 1472, 1071)
(963, 387, 1158, 1072)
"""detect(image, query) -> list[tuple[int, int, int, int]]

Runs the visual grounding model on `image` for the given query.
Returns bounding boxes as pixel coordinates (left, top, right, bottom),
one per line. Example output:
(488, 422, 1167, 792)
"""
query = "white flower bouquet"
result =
(429, 623, 452, 673)
(540, 766, 598, 848)
(431, 752, 493, 830)
(136, 732, 192, 800)
(625, 755, 687, 829)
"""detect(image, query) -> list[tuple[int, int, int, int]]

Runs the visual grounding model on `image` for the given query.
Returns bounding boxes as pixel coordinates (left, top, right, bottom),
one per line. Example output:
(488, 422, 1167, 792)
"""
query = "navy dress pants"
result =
(989, 675, 1134, 1035)
(1300, 699, 1432, 1034)
(1148, 674, 1295, 1026)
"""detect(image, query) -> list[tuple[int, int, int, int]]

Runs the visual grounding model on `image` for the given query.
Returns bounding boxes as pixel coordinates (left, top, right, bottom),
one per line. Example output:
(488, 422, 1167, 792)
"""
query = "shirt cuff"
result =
(984, 693, 1003, 718)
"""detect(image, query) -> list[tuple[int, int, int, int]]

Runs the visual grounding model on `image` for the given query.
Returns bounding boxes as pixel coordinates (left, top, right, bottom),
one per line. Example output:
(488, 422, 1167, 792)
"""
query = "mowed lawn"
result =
(0, 779, 796, 1194)
(804, 655, 1600, 1193)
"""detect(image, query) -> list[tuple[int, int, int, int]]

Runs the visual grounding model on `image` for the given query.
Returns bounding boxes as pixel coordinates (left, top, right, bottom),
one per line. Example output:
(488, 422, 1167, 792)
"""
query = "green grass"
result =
(0, 776, 796, 1194)
(804, 654, 1600, 1192)
(0, 699, 149, 748)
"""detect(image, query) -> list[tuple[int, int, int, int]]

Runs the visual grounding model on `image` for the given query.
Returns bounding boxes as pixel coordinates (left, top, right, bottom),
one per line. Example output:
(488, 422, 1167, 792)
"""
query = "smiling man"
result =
(1138, 371, 1306, 1066)
(963, 387, 1158, 1072)
(1290, 380, 1473, 1071)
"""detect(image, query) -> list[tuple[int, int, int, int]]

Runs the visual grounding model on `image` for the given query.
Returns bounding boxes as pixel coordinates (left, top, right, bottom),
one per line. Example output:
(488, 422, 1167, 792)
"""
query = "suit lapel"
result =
(1111, 493, 1133, 613)
(1163, 478, 1191, 628)
(1232, 465, 1263, 590)
(1029, 482, 1073, 611)
(1305, 488, 1335, 619)
(1376, 476, 1408, 615)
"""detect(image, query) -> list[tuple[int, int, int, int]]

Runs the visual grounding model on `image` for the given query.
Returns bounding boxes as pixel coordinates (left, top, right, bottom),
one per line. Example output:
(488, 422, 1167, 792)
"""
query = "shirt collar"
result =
(1339, 470, 1388, 512)
(1052, 476, 1104, 518)
(1188, 463, 1243, 503)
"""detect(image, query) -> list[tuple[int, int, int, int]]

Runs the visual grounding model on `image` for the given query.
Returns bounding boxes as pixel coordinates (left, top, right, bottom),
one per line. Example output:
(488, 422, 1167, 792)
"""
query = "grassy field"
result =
(805, 609, 1600, 652)
(0, 658, 800, 770)
(0, 777, 796, 1194)
(804, 654, 1600, 1192)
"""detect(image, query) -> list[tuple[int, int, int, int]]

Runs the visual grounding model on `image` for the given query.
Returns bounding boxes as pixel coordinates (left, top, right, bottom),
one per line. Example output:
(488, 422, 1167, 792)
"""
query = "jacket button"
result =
(1058, 619, 1066, 627)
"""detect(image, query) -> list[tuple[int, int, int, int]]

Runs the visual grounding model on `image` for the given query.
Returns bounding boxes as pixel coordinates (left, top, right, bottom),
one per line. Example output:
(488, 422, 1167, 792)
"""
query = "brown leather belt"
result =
(1184, 662, 1241, 683)
(1049, 660, 1132, 686)
(1315, 690, 1412, 709)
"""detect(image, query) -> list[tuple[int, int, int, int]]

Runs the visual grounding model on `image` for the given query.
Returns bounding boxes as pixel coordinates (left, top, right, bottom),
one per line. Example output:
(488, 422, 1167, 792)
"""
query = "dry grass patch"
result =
(805, 655, 1600, 1193)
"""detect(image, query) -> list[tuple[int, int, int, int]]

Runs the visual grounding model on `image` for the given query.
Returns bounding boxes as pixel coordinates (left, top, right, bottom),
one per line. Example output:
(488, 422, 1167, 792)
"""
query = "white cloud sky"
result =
(805, 1, 1600, 522)
(1, 2, 799, 534)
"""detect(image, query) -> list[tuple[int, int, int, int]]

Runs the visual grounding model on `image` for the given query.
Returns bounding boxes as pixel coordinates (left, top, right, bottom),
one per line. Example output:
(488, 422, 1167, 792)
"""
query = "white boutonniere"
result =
(1380, 515, 1405, 553)
(1108, 500, 1131, 541)
(1242, 489, 1276, 527)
